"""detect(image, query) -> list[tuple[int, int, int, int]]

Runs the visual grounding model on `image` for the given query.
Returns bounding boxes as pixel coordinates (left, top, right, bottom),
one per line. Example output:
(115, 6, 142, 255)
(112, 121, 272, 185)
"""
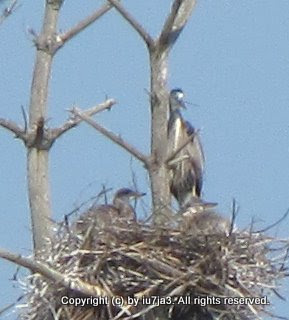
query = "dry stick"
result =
(0, 248, 108, 298)
(50, 99, 116, 140)
(21, 105, 28, 133)
(57, 3, 113, 49)
(255, 208, 289, 234)
(106, 0, 154, 48)
(229, 198, 238, 236)
(0, 0, 18, 26)
(119, 304, 158, 320)
(71, 108, 150, 167)
(0, 295, 23, 317)
(114, 283, 160, 320)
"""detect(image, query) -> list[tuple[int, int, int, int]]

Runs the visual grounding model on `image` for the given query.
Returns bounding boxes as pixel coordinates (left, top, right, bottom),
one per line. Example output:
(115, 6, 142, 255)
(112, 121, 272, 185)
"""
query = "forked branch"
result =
(71, 108, 150, 167)
(56, 3, 113, 51)
(106, 0, 154, 48)
(158, 0, 197, 49)
(51, 99, 116, 140)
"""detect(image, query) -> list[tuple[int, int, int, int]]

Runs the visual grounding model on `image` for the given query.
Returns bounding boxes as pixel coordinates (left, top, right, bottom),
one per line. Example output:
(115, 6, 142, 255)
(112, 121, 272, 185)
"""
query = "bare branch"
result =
(158, 0, 196, 49)
(50, 99, 116, 140)
(165, 129, 199, 165)
(0, 118, 27, 141)
(0, 0, 18, 26)
(0, 248, 109, 297)
(106, 0, 154, 48)
(255, 209, 289, 234)
(229, 198, 239, 236)
(0, 296, 23, 317)
(71, 108, 150, 167)
(57, 3, 112, 50)
(21, 105, 28, 133)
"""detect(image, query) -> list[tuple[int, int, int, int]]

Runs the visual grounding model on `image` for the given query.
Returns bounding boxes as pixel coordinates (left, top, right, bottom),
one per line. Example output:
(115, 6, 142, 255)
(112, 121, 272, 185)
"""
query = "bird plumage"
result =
(178, 197, 231, 235)
(168, 88, 205, 207)
(112, 188, 146, 222)
(75, 188, 145, 232)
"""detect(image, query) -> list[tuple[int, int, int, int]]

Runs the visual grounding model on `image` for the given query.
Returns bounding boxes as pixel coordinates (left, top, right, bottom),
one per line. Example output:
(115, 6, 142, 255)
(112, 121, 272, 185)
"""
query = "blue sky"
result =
(0, 0, 289, 318)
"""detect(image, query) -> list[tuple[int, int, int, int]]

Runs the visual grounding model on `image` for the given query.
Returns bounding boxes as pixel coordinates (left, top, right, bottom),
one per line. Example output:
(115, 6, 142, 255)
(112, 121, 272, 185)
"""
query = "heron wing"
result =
(184, 121, 205, 197)
(168, 113, 205, 204)
(76, 205, 119, 231)
(184, 121, 205, 171)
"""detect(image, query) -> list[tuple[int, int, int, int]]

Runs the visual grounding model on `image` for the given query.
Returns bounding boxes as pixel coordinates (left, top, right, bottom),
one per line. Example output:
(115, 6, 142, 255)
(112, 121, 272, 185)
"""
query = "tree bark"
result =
(149, 48, 172, 224)
(27, 0, 62, 254)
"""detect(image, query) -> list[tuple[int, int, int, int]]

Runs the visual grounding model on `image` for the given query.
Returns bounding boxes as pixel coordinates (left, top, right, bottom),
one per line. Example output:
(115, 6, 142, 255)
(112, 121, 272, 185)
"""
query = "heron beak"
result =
(131, 191, 146, 199)
(203, 202, 218, 209)
(136, 192, 146, 198)
(180, 101, 187, 109)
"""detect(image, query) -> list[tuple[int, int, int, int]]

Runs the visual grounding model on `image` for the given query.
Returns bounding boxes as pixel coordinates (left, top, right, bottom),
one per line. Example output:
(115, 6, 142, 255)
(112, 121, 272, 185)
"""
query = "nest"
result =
(19, 209, 289, 320)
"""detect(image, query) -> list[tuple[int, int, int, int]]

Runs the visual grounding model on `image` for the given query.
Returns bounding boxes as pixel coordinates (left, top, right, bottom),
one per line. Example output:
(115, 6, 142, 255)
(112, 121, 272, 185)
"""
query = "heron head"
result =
(170, 88, 186, 111)
(182, 196, 218, 211)
(114, 188, 146, 202)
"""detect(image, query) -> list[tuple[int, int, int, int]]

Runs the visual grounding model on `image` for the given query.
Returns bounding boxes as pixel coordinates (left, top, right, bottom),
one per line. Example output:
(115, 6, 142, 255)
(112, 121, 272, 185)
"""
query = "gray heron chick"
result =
(168, 88, 205, 207)
(179, 197, 232, 236)
(112, 188, 146, 221)
(76, 188, 145, 231)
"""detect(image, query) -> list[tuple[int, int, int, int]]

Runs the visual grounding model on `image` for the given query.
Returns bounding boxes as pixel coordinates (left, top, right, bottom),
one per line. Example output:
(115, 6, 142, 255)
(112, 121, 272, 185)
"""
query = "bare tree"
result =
(0, 0, 196, 252)
(75, 0, 197, 224)
(0, 1, 115, 253)
(0, 2, 288, 320)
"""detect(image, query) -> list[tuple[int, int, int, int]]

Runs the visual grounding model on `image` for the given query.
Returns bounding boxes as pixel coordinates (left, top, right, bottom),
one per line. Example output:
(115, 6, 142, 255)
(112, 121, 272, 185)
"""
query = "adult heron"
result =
(168, 88, 205, 207)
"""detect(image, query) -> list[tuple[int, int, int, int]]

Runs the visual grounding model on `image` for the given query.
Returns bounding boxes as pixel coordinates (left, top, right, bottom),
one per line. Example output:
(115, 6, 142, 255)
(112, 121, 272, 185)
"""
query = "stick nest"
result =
(19, 210, 289, 320)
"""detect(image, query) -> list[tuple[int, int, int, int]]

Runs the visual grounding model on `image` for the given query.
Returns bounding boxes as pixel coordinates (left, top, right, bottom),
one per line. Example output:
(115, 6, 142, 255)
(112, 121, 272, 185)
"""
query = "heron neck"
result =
(169, 99, 183, 113)
(169, 108, 183, 124)
(113, 198, 135, 217)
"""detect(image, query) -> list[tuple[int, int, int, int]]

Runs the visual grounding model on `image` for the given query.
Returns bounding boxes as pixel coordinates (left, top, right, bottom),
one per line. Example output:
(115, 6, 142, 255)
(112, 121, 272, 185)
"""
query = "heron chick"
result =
(178, 197, 233, 236)
(168, 88, 205, 208)
(112, 188, 146, 221)
(75, 188, 145, 231)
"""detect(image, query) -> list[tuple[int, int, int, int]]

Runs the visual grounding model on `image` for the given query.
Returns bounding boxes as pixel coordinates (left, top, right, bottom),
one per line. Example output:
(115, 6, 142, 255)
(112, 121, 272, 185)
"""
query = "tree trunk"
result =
(149, 48, 172, 224)
(27, 0, 62, 254)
